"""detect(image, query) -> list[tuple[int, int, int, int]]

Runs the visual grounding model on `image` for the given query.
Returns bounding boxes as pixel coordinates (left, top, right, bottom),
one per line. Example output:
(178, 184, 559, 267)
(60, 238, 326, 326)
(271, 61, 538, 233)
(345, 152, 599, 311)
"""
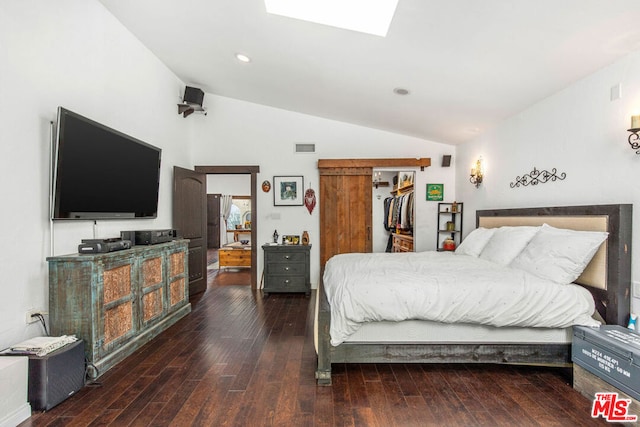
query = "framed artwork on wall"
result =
(426, 183, 444, 201)
(274, 176, 304, 206)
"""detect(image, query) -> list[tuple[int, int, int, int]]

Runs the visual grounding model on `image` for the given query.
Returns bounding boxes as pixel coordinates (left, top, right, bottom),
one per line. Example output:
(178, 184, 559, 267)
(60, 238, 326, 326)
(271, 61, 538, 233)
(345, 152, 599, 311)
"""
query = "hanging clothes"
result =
(383, 192, 414, 233)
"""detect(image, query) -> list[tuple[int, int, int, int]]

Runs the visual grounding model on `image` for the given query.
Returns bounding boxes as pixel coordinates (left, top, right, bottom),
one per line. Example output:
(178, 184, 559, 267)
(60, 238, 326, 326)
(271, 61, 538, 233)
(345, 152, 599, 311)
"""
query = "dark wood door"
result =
(207, 194, 221, 249)
(319, 167, 373, 267)
(173, 166, 207, 295)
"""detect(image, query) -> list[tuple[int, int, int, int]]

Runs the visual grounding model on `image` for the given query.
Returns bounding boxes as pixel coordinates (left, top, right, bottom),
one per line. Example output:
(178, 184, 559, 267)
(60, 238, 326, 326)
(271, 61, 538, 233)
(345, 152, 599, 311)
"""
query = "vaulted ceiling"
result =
(100, 0, 640, 144)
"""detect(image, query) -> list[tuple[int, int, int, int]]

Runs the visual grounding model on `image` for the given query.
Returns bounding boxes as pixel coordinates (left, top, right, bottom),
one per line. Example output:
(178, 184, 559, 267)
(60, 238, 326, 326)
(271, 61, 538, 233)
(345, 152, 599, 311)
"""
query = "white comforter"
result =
(323, 251, 600, 346)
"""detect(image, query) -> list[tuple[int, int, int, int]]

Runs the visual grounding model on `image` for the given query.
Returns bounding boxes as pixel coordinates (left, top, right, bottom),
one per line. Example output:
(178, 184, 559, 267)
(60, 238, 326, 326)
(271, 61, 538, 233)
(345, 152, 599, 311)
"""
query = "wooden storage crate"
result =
(219, 247, 251, 268)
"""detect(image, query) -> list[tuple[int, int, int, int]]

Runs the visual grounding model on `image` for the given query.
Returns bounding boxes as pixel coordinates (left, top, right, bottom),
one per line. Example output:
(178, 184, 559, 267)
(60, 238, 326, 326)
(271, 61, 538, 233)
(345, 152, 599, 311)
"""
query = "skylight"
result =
(264, 0, 398, 37)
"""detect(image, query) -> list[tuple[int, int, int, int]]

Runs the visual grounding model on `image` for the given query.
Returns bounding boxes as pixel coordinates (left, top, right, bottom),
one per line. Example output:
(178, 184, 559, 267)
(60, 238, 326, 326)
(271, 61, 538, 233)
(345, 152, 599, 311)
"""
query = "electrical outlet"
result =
(633, 281, 640, 299)
(25, 309, 44, 324)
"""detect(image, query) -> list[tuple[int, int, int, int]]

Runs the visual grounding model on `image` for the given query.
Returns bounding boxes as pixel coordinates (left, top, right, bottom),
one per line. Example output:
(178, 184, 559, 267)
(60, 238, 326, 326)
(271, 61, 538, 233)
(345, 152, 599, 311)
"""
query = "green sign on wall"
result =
(426, 183, 443, 201)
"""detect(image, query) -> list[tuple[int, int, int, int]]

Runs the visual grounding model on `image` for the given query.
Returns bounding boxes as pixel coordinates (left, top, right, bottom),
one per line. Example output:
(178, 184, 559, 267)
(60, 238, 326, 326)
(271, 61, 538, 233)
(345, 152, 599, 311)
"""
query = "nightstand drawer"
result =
(265, 251, 306, 263)
(266, 262, 306, 276)
(265, 275, 306, 289)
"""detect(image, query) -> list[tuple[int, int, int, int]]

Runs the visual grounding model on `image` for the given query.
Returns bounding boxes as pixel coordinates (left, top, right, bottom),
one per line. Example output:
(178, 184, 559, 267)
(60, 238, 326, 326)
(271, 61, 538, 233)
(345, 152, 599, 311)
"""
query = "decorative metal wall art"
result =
(628, 131, 640, 154)
(510, 167, 566, 188)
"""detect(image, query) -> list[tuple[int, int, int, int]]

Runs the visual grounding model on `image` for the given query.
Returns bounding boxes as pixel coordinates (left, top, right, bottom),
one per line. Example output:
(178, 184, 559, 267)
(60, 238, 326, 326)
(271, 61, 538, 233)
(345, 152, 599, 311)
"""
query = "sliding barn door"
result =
(319, 167, 373, 267)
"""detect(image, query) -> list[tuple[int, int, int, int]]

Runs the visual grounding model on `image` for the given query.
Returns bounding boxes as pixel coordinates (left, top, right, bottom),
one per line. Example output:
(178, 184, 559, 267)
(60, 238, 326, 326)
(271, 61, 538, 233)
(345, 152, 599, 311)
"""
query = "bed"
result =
(315, 204, 632, 385)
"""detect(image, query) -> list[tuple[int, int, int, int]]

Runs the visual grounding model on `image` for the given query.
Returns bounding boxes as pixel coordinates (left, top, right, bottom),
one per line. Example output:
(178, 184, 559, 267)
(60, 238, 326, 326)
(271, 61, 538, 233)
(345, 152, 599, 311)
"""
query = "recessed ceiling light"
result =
(235, 53, 251, 63)
(393, 87, 409, 95)
(265, 0, 398, 37)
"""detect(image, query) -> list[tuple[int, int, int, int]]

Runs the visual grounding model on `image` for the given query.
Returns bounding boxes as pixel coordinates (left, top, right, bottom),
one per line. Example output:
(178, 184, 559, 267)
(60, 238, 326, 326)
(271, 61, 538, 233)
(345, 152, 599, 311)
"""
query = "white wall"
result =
(0, 1, 191, 350)
(190, 95, 456, 288)
(456, 49, 640, 314)
(207, 175, 251, 196)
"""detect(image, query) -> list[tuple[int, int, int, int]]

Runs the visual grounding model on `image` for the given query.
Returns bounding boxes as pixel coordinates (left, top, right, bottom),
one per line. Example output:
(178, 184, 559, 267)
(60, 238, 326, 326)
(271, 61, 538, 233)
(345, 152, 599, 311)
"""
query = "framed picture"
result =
(274, 176, 304, 206)
(283, 235, 300, 245)
(426, 183, 444, 201)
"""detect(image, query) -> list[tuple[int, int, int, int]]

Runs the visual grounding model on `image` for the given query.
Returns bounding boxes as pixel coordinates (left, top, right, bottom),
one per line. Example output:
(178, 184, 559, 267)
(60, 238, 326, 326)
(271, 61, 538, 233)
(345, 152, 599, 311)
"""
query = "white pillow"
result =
(509, 223, 608, 284)
(455, 227, 496, 257)
(478, 226, 540, 266)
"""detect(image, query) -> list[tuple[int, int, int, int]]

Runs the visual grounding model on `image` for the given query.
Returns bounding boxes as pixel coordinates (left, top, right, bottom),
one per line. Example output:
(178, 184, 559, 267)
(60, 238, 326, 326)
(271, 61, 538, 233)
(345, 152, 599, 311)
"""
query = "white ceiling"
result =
(99, 0, 640, 144)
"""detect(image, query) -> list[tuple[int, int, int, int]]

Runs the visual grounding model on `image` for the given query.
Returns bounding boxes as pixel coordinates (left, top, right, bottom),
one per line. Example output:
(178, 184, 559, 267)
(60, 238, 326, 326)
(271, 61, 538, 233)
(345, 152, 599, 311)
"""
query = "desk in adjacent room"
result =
(227, 228, 251, 242)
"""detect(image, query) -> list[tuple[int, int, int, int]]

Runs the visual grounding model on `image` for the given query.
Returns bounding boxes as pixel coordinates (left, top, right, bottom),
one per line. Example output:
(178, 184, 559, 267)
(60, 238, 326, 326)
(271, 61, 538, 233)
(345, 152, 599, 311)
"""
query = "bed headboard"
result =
(476, 204, 632, 326)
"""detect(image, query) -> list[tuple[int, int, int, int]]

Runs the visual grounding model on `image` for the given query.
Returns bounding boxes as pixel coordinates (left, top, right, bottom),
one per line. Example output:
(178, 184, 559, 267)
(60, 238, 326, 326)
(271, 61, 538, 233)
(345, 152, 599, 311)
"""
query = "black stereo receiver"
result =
(120, 229, 177, 245)
(78, 238, 131, 254)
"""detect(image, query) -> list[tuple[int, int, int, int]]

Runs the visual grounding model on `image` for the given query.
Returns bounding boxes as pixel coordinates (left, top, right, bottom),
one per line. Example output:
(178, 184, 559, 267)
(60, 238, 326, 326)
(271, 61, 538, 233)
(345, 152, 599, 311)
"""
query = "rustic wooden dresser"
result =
(47, 240, 191, 376)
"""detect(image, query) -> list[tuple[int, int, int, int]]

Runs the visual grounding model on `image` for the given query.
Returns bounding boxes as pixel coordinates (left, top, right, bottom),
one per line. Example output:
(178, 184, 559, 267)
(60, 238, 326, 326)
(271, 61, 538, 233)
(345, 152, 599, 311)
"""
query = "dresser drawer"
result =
(265, 251, 306, 263)
(266, 262, 306, 276)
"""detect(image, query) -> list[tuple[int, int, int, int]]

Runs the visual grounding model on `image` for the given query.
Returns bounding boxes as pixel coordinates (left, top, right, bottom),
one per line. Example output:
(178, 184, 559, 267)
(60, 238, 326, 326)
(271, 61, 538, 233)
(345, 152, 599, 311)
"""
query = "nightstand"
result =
(262, 244, 311, 295)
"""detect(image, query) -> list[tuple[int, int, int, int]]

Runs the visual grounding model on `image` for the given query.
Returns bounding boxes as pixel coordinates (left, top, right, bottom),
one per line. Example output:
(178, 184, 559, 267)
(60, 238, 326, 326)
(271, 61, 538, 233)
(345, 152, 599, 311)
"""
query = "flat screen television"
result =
(52, 107, 161, 220)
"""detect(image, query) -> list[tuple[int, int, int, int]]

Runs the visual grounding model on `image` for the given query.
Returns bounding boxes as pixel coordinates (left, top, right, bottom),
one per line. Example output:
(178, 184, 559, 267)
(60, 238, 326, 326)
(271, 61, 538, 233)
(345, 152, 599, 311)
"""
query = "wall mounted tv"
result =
(52, 107, 161, 220)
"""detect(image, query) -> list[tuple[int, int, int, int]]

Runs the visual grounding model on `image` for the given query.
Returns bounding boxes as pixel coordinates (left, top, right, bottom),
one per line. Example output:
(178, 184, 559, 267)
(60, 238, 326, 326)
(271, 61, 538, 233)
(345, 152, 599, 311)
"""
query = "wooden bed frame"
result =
(316, 204, 632, 385)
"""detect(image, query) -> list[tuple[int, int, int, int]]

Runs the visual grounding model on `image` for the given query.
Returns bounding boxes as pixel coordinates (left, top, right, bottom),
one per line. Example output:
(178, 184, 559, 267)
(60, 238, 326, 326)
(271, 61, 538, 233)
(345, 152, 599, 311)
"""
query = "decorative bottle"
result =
(302, 230, 310, 245)
(273, 230, 279, 244)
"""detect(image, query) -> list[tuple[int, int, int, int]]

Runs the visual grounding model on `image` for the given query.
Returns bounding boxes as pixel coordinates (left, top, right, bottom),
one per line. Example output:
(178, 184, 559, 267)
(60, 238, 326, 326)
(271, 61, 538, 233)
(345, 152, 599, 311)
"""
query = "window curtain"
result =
(220, 195, 233, 246)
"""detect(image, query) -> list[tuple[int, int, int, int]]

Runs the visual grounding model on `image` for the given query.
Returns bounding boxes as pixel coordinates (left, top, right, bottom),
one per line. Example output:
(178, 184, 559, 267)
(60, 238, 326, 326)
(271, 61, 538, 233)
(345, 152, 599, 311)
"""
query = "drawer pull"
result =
(284, 279, 290, 284)
(284, 255, 290, 260)
(284, 267, 290, 271)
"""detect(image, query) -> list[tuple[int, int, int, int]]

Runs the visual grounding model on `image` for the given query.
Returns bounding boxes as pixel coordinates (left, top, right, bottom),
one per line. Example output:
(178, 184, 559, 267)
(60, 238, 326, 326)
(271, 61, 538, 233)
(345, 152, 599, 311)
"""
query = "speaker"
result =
(183, 86, 204, 107)
(28, 340, 85, 411)
(441, 155, 452, 167)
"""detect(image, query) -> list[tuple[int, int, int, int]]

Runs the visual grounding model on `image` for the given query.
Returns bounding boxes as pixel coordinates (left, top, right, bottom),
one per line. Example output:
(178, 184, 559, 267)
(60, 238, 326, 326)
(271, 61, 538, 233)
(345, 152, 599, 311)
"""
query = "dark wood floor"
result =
(21, 271, 610, 426)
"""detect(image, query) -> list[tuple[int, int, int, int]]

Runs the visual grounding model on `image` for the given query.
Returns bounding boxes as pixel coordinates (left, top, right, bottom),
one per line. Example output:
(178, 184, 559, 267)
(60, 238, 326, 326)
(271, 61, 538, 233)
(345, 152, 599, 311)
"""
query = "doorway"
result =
(195, 166, 259, 290)
(207, 191, 252, 280)
(373, 169, 416, 253)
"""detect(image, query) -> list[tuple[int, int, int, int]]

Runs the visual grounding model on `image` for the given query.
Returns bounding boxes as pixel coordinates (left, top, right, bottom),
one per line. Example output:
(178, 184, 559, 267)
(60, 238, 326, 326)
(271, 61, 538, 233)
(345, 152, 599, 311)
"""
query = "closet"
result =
(318, 158, 430, 267)
(384, 171, 415, 252)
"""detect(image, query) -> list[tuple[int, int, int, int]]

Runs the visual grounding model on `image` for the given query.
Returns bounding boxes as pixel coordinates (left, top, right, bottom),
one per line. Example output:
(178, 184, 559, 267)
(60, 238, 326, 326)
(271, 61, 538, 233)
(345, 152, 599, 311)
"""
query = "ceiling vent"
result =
(295, 143, 316, 153)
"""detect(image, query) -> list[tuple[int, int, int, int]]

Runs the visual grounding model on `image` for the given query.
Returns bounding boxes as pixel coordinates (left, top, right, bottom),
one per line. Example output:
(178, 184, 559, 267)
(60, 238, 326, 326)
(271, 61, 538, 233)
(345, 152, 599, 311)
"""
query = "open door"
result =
(173, 166, 207, 295)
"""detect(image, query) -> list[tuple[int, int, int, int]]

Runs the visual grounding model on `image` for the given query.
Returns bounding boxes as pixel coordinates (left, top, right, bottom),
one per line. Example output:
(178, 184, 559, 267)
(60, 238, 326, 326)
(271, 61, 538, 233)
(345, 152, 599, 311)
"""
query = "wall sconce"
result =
(469, 157, 484, 188)
(372, 172, 389, 189)
(628, 115, 640, 154)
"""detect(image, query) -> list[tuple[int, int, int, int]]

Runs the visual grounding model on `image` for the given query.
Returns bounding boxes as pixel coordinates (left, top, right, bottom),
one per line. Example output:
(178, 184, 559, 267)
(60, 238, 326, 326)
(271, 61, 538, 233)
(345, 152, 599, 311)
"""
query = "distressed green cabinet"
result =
(47, 240, 190, 376)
